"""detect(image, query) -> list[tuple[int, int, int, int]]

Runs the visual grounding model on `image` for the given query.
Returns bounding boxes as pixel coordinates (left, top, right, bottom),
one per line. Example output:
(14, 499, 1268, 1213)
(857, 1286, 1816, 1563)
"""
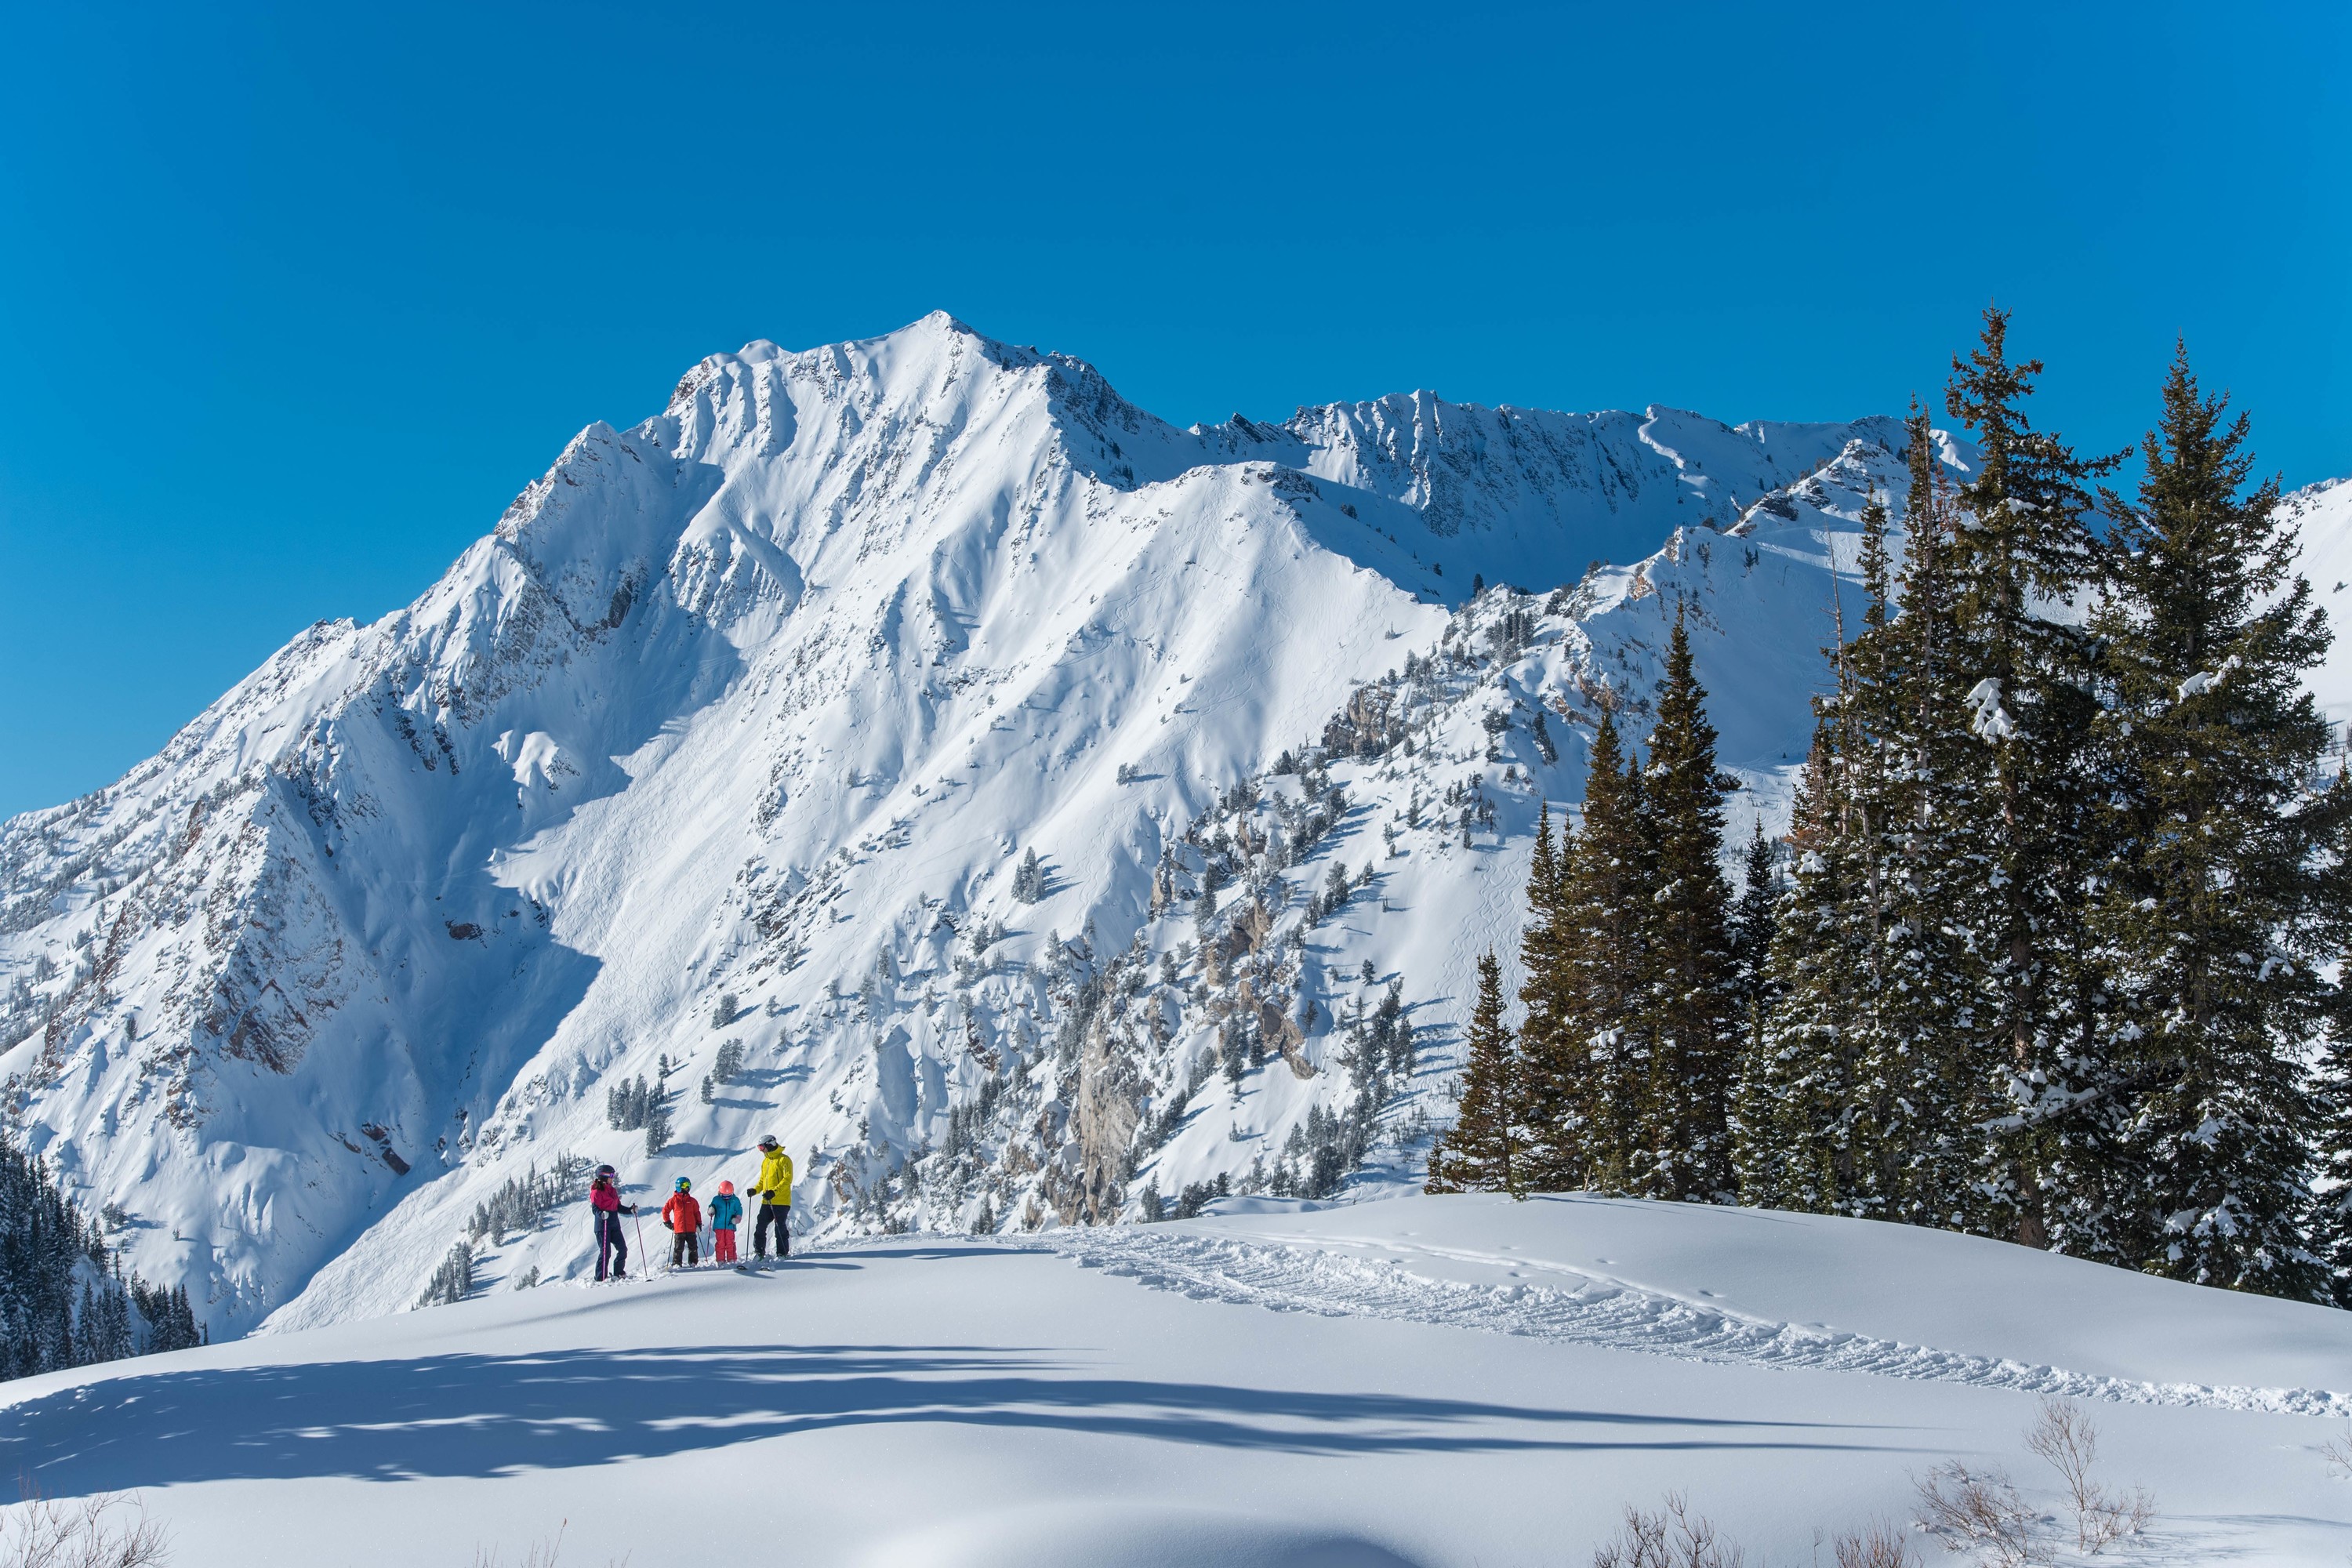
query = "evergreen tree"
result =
(1428, 951, 1523, 1194)
(2093, 346, 2350, 1300)
(1013, 848, 1046, 904)
(0, 1131, 194, 1377)
(1751, 425, 1975, 1225)
(1743, 721, 1866, 1210)
(1824, 488, 1952, 1222)
(1728, 818, 1780, 1033)
(643, 1087, 673, 1157)
(1515, 802, 1573, 1178)
(1726, 818, 1780, 1194)
(1939, 308, 2121, 1250)
(1847, 413, 1981, 1230)
(1632, 605, 1741, 1201)
(1530, 709, 1650, 1191)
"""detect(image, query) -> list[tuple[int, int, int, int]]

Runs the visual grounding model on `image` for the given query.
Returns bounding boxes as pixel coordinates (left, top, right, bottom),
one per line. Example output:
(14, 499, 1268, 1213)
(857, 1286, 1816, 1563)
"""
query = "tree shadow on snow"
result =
(2, 1338, 1935, 1497)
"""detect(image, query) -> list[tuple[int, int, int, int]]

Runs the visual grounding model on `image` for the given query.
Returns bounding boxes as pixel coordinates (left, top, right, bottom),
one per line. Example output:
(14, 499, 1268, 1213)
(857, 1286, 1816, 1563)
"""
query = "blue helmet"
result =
(673, 1177, 691, 1192)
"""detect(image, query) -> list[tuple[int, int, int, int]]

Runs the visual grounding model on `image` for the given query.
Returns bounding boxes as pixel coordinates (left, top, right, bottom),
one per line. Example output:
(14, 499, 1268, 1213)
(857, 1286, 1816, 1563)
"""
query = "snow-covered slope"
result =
(0, 308, 2111, 1339)
(5, 1197, 2350, 1566)
(2286, 477, 2352, 730)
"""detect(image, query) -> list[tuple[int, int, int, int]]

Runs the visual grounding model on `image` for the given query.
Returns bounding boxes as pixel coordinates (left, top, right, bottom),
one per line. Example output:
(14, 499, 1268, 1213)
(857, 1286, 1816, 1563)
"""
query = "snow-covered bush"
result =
(1011, 849, 1045, 903)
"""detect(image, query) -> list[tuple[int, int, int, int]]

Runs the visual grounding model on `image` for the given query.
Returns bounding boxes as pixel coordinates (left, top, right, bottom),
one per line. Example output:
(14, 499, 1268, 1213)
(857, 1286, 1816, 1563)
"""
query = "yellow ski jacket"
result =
(752, 1147, 793, 1208)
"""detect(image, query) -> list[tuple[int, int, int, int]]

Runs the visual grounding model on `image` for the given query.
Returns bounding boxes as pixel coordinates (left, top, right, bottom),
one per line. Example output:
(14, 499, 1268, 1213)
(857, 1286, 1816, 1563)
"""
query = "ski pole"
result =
(632, 1208, 648, 1276)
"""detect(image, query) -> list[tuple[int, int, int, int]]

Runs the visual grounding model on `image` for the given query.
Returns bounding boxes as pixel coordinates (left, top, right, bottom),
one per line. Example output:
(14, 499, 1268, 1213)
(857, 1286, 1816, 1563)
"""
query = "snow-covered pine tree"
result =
(2092, 347, 2350, 1300)
(1821, 485, 1959, 1224)
(1515, 801, 1573, 1185)
(75, 1277, 132, 1365)
(1831, 413, 1978, 1228)
(715, 1040, 745, 1082)
(1725, 817, 1780, 1189)
(1012, 848, 1046, 904)
(643, 1090, 673, 1156)
(1729, 818, 1780, 1035)
(126, 1277, 203, 1352)
(1742, 720, 1865, 1210)
(1544, 708, 1651, 1192)
(1938, 309, 2122, 1250)
(416, 1241, 474, 1308)
(1426, 951, 1520, 1194)
(0, 1130, 151, 1378)
(1630, 605, 1741, 1201)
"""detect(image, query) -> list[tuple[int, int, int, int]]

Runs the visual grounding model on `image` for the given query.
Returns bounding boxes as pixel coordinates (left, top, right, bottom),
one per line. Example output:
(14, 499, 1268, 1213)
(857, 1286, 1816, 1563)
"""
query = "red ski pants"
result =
(713, 1228, 739, 1264)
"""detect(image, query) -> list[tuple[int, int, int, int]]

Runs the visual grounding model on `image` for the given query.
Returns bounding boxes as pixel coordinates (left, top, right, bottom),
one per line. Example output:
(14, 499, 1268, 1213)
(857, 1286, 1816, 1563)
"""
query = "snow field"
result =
(1036, 1195, 2352, 1415)
(7, 1193, 2352, 1566)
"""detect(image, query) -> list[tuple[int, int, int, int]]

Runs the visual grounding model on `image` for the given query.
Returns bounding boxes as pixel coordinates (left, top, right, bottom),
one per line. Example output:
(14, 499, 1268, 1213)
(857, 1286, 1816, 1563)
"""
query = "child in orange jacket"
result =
(661, 1177, 703, 1268)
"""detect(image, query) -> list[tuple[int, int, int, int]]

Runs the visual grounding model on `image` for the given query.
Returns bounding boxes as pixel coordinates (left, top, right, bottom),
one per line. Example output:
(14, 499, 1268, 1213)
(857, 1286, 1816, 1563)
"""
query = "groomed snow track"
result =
(1018, 1227, 2352, 1418)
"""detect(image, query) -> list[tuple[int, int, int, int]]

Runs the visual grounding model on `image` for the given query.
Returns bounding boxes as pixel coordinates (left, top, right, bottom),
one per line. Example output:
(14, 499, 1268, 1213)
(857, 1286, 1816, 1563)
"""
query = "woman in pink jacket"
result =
(590, 1164, 638, 1281)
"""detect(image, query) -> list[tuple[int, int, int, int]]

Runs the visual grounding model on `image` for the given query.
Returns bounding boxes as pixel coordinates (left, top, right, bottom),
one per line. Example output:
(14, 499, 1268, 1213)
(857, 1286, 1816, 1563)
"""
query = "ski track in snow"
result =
(1011, 1228, 2352, 1417)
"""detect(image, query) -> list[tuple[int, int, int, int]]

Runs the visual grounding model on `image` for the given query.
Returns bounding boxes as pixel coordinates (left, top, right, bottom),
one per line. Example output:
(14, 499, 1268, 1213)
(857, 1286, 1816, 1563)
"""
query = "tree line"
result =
(1433, 311, 2352, 1305)
(1, 1130, 205, 1378)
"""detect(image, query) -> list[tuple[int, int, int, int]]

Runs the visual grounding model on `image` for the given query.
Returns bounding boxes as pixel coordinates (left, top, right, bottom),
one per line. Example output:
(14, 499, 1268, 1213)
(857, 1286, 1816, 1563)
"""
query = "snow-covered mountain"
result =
(13, 310, 2331, 1341)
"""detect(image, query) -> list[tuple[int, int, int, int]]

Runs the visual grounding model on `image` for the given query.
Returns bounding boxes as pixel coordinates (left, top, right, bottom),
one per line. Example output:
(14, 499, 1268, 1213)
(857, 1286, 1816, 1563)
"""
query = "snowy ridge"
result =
(1030, 1225, 2352, 1416)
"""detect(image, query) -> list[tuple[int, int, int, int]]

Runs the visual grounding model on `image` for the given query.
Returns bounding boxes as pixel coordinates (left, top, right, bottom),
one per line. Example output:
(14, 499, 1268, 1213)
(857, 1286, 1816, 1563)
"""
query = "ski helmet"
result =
(718, 1180, 735, 1194)
(757, 1134, 779, 1151)
(594, 1164, 616, 1180)
(674, 1177, 691, 1192)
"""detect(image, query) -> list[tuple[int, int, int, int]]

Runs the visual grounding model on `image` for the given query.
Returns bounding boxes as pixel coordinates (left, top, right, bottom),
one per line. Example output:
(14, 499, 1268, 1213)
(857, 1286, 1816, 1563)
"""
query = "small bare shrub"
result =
(1, 1489, 169, 1568)
(2321, 1417, 2352, 1481)
(1914, 1461, 2040, 1568)
(465, 1521, 627, 1568)
(1590, 1494, 1744, 1568)
(1831, 1518, 1919, 1568)
(2024, 1396, 2154, 1554)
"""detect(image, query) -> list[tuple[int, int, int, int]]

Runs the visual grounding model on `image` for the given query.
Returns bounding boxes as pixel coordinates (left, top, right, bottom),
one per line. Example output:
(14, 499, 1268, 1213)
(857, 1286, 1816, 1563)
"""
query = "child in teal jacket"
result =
(709, 1180, 744, 1265)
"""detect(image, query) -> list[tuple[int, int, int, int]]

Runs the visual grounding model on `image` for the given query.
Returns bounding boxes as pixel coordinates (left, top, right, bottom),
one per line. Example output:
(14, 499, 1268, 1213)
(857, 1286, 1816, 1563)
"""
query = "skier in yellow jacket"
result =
(751, 1135, 793, 1261)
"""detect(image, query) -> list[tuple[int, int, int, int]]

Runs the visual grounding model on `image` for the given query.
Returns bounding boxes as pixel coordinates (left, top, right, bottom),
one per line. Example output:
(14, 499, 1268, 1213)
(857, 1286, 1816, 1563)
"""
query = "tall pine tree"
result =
(1546, 709, 1652, 1192)
(1428, 950, 1523, 1195)
(1851, 410, 1982, 1230)
(1516, 801, 1575, 1185)
(1743, 719, 1866, 1210)
(1632, 604, 1742, 1201)
(2092, 345, 2350, 1300)
(1728, 819, 1780, 1048)
(1939, 307, 2120, 1250)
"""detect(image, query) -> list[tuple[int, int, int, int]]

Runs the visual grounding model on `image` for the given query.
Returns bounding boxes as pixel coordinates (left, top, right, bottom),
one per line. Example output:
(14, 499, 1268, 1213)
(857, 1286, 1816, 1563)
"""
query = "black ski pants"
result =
(755, 1200, 790, 1258)
(671, 1231, 699, 1268)
(594, 1210, 629, 1280)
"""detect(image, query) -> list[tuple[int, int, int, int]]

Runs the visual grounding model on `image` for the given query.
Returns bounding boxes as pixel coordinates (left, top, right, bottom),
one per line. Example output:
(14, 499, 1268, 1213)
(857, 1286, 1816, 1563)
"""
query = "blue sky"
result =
(2, 2, 2345, 817)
